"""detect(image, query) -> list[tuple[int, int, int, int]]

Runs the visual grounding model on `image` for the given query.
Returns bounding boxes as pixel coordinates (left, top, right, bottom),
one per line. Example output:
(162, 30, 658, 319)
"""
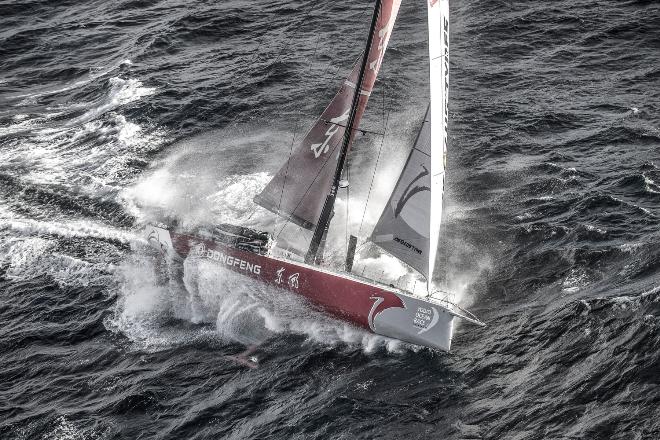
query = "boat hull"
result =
(146, 225, 454, 351)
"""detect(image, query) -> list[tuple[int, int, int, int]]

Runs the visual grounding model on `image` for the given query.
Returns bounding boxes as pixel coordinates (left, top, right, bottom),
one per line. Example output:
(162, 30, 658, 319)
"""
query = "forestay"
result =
(254, 0, 402, 230)
(371, 0, 449, 291)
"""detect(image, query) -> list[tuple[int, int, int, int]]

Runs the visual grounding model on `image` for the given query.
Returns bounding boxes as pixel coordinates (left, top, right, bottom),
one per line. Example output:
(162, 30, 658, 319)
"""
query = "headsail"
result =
(254, 0, 402, 230)
(371, 0, 449, 290)
(371, 106, 432, 278)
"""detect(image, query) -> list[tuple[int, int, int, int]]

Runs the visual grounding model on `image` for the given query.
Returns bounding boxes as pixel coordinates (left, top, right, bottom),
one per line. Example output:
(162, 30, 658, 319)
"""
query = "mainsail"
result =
(371, 0, 449, 289)
(254, 0, 402, 230)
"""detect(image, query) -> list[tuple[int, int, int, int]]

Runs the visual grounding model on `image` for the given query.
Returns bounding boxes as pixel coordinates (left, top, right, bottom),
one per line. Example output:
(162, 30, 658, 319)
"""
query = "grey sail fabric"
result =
(370, 107, 432, 278)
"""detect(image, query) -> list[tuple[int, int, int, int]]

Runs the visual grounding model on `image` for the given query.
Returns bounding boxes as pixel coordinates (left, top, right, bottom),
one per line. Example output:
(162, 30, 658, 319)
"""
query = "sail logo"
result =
(394, 236, 423, 255)
(395, 165, 430, 218)
(310, 109, 349, 158)
(429, 0, 438, 6)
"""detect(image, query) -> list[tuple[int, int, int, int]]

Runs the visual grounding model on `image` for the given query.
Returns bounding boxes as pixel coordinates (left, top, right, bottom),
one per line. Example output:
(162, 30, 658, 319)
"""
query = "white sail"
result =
(427, 0, 449, 291)
(370, 0, 448, 291)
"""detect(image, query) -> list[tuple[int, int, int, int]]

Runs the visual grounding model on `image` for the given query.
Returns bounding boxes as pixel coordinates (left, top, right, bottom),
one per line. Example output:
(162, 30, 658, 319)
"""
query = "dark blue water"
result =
(1, 0, 659, 438)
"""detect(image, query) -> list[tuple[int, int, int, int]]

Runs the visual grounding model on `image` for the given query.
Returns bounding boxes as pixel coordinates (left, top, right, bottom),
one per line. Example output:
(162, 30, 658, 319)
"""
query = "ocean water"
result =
(1, 0, 659, 438)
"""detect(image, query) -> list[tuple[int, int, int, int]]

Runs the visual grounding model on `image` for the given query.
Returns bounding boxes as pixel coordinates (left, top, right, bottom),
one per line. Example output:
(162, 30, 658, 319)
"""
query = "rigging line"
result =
(358, 83, 391, 238)
(276, 32, 322, 215)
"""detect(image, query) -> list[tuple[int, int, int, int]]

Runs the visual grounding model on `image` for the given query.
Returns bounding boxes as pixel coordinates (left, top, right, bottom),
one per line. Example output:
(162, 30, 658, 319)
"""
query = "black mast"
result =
(305, 0, 383, 264)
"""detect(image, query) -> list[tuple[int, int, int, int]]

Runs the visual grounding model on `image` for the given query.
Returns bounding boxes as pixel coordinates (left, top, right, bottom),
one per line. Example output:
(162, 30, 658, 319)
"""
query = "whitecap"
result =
(67, 77, 155, 126)
(583, 224, 606, 235)
(562, 268, 589, 293)
(642, 173, 660, 194)
(0, 218, 144, 245)
(10, 59, 131, 102)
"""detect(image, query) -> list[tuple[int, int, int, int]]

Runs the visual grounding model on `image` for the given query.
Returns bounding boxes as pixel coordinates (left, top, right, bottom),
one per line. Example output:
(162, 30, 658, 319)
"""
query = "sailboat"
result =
(146, 0, 485, 351)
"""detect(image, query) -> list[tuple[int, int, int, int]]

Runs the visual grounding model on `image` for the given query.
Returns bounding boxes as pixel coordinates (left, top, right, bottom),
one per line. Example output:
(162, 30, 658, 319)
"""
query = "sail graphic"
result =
(371, 0, 449, 288)
(254, 0, 402, 230)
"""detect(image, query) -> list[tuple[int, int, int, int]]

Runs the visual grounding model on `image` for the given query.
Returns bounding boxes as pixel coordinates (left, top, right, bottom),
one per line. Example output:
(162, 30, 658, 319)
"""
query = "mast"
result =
(305, 0, 383, 264)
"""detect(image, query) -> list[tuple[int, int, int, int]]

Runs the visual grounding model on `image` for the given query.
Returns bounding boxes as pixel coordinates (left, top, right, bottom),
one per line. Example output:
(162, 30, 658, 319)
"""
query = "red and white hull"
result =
(146, 225, 463, 351)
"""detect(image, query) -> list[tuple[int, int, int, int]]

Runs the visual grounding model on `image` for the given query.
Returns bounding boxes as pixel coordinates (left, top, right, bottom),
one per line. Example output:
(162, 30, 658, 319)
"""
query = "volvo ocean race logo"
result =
(310, 109, 349, 158)
(414, 306, 440, 335)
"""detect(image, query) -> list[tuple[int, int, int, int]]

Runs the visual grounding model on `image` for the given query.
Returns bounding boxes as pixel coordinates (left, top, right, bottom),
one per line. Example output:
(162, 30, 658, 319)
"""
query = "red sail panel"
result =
(254, 0, 402, 230)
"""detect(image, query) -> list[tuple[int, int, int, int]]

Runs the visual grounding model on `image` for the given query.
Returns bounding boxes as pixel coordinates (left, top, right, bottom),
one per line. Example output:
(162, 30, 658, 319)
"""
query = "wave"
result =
(9, 59, 133, 103)
(0, 76, 164, 193)
(67, 77, 156, 127)
(122, 167, 273, 229)
(0, 237, 116, 288)
(0, 218, 143, 245)
(642, 173, 660, 194)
